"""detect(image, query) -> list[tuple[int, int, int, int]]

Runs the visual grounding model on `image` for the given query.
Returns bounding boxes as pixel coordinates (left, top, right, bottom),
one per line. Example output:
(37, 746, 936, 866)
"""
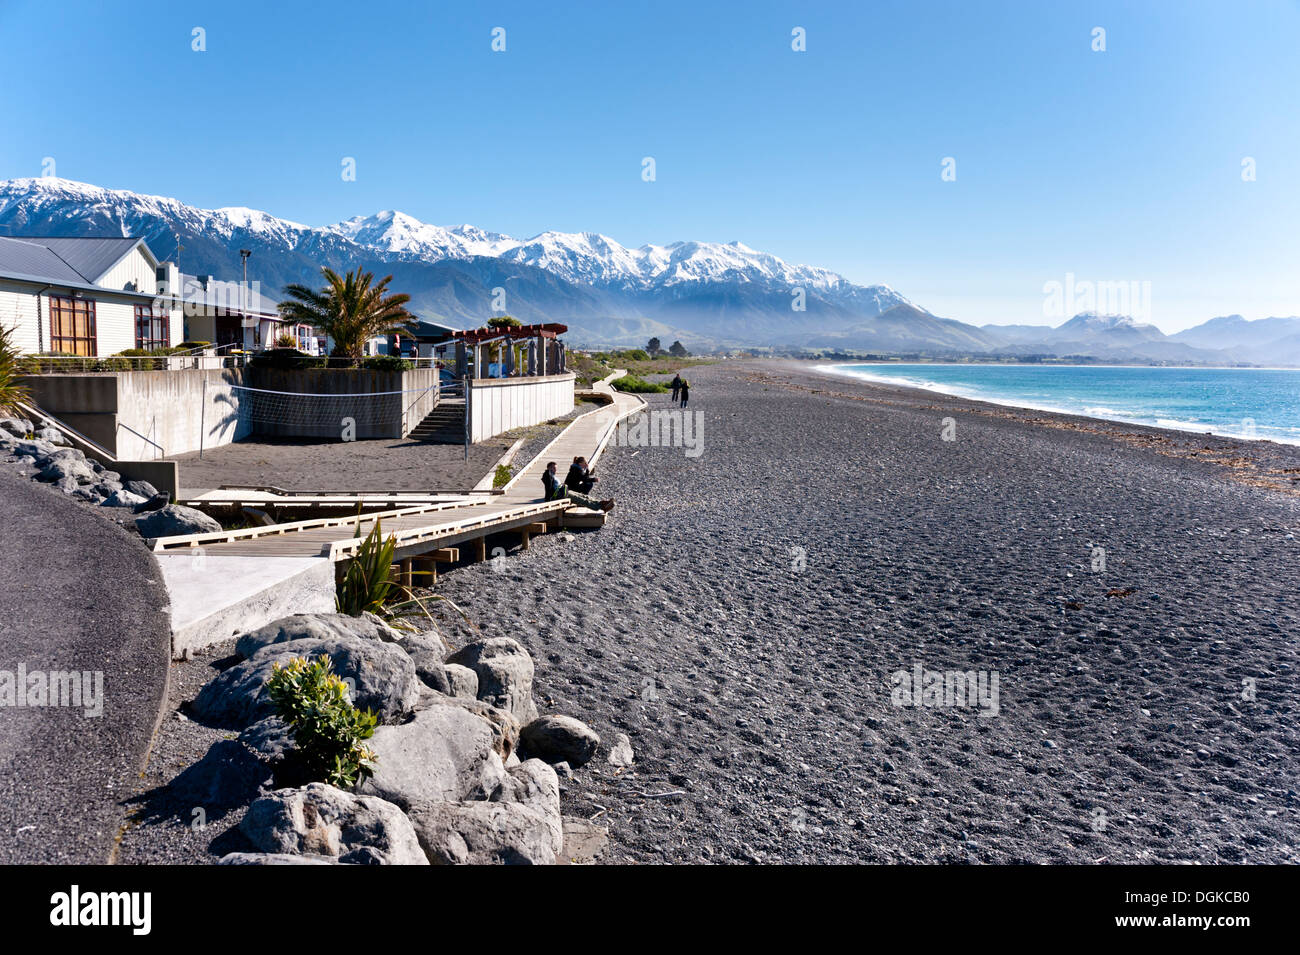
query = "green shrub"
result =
(617, 349, 651, 362)
(250, 348, 326, 371)
(360, 356, 412, 372)
(492, 464, 513, 489)
(265, 654, 378, 787)
(612, 373, 669, 393)
(0, 324, 31, 415)
(177, 341, 212, 350)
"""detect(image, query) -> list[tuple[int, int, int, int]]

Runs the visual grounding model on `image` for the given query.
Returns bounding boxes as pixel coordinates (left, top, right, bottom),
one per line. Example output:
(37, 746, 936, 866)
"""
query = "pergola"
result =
(446, 323, 569, 379)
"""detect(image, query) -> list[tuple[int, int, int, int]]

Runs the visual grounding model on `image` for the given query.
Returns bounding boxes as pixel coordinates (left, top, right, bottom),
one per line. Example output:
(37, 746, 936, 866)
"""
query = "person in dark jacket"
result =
(543, 461, 613, 511)
(670, 373, 683, 402)
(679, 379, 690, 409)
(564, 456, 597, 494)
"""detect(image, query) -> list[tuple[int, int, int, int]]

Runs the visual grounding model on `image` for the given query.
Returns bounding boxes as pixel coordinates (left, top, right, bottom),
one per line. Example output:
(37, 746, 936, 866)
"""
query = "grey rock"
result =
(240, 783, 427, 865)
(443, 663, 479, 699)
(359, 703, 499, 811)
(238, 716, 296, 761)
(191, 634, 421, 727)
(218, 852, 336, 866)
(559, 817, 610, 865)
(124, 479, 159, 499)
(519, 715, 601, 768)
(235, 612, 397, 660)
(0, 417, 32, 437)
(34, 426, 67, 445)
(135, 492, 170, 513)
(100, 489, 148, 508)
(607, 732, 635, 767)
(395, 629, 446, 656)
(8, 437, 54, 459)
(135, 504, 222, 539)
(409, 798, 561, 865)
(37, 453, 97, 486)
(445, 637, 538, 723)
(410, 650, 452, 693)
(418, 689, 520, 761)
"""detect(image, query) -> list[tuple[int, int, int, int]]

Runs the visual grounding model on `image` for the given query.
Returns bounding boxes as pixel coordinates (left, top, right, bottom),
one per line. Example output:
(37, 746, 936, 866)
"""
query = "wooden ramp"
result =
(149, 370, 647, 565)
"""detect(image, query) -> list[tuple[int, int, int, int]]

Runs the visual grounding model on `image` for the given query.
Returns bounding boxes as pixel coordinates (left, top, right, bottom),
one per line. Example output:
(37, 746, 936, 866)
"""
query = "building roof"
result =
(0, 236, 90, 285)
(451, 322, 568, 344)
(30, 236, 152, 283)
(179, 272, 282, 319)
(0, 235, 160, 301)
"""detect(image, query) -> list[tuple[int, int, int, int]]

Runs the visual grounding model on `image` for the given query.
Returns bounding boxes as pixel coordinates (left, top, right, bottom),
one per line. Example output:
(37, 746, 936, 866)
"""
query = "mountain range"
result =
(0, 177, 1296, 364)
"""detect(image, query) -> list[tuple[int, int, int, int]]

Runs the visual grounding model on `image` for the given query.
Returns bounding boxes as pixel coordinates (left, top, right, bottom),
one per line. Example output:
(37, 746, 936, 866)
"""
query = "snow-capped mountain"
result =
(0, 176, 920, 347)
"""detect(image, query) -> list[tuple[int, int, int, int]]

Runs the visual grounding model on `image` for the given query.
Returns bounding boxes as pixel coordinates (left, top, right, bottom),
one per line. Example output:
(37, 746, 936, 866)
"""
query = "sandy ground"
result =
(119, 359, 1300, 864)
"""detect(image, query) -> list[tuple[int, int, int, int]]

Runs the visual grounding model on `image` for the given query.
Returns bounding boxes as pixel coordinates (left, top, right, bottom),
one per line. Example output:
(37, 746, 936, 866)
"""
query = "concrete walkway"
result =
(0, 468, 170, 863)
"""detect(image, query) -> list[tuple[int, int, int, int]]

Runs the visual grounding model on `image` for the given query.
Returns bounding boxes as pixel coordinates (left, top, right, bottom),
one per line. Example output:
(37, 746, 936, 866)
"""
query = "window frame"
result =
(48, 294, 97, 356)
(134, 303, 169, 351)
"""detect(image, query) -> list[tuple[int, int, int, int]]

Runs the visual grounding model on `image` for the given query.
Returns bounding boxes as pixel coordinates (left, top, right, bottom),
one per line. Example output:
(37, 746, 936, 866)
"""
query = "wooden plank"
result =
(430, 548, 459, 563)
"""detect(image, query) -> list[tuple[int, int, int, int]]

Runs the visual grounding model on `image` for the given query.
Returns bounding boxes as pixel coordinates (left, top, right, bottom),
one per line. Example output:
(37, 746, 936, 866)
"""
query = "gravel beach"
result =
(422, 359, 1300, 864)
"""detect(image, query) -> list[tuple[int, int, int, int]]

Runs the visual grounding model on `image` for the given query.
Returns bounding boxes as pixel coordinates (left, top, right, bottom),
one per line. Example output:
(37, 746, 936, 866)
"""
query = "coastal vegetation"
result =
(0, 323, 31, 415)
(266, 654, 378, 787)
(278, 267, 414, 365)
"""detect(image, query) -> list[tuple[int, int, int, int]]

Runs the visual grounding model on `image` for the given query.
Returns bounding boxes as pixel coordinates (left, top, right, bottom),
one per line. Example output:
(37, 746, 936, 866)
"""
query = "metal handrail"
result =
(116, 420, 165, 458)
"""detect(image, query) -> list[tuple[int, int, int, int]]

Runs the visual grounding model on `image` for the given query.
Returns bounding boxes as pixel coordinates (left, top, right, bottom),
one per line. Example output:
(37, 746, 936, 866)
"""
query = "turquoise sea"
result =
(824, 364, 1300, 446)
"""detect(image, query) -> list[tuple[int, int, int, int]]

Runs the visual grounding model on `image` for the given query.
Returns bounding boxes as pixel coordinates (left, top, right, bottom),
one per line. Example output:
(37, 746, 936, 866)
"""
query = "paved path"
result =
(0, 468, 171, 862)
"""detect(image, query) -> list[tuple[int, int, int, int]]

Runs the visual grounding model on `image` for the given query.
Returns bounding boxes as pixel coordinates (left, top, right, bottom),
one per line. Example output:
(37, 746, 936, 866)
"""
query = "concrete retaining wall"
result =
(469, 373, 575, 443)
(23, 366, 441, 457)
(245, 367, 439, 439)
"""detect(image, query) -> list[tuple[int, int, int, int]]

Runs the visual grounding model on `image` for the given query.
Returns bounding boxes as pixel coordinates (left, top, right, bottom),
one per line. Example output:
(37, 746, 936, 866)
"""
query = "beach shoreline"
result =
(423, 358, 1300, 863)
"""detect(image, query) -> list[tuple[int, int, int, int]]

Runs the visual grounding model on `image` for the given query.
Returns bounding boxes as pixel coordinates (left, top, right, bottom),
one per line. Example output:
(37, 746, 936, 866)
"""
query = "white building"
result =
(0, 236, 184, 356)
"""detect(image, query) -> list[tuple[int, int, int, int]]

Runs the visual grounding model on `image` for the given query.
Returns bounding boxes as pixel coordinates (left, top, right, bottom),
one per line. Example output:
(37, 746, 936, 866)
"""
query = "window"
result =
(135, 304, 169, 350)
(48, 295, 96, 356)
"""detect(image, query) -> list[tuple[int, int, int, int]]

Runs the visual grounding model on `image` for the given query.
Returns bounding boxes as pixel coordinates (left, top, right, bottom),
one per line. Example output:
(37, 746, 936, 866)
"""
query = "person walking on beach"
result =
(543, 461, 613, 511)
(670, 373, 682, 403)
(565, 455, 597, 495)
(678, 378, 690, 409)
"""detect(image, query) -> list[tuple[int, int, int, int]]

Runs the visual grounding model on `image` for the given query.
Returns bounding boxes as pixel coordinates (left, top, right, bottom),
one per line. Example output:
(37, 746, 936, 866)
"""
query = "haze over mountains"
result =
(0, 177, 1296, 364)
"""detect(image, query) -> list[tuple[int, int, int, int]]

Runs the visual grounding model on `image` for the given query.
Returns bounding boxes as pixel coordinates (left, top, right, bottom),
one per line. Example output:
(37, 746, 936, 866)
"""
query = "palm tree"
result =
(278, 267, 414, 364)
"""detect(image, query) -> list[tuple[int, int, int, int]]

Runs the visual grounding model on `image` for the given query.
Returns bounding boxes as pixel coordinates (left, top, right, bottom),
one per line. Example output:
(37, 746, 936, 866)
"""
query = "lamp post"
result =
(239, 249, 251, 347)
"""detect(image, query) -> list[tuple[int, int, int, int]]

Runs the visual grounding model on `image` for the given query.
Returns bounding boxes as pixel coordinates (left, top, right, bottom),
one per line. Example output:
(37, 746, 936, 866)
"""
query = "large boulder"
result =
(359, 704, 501, 811)
(124, 479, 159, 499)
(443, 663, 479, 700)
(445, 637, 538, 723)
(410, 762, 562, 866)
(34, 426, 67, 446)
(100, 489, 148, 509)
(35, 450, 97, 486)
(239, 783, 427, 865)
(235, 613, 396, 660)
(135, 504, 222, 539)
(190, 635, 421, 727)
(519, 715, 600, 768)
(418, 690, 520, 762)
(0, 417, 32, 438)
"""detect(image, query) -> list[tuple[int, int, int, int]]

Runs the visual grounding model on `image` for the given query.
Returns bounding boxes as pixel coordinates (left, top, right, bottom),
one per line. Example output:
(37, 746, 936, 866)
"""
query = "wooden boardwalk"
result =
(148, 372, 645, 564)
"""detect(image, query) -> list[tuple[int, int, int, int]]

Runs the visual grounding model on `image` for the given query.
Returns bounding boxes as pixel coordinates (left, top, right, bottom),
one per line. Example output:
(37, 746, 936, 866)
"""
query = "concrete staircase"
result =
(409, 399, 466, 443)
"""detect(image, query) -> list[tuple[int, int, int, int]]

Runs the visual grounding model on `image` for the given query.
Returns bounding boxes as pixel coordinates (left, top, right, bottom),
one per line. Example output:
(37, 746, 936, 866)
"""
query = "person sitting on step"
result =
(543, 461, 614, 511)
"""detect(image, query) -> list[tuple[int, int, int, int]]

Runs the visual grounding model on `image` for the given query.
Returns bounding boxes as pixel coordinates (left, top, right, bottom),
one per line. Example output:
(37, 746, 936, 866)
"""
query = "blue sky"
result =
(1, 0, 1297, 331)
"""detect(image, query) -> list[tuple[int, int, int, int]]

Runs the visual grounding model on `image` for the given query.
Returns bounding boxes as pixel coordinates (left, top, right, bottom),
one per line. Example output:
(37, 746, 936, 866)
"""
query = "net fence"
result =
(225, 384, 439, 441)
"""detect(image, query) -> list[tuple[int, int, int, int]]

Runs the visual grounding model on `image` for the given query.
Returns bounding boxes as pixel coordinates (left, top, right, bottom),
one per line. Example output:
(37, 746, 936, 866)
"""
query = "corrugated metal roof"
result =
(0, 236, 92, 284)
(31, 236, 146, 282)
